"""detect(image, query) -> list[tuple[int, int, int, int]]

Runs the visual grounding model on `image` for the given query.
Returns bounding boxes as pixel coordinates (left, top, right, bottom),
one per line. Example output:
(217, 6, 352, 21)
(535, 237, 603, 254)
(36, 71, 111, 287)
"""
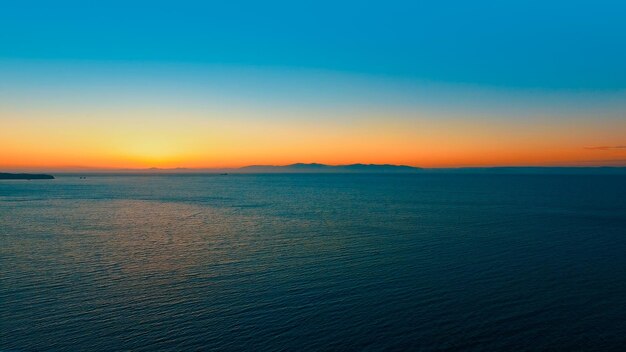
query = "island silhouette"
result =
(239, 163, 422, 173)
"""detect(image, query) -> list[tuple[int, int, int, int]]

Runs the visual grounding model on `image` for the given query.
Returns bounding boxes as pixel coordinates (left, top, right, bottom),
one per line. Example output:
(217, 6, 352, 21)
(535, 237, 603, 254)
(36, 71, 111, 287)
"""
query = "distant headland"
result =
(0, 173, 55, 180)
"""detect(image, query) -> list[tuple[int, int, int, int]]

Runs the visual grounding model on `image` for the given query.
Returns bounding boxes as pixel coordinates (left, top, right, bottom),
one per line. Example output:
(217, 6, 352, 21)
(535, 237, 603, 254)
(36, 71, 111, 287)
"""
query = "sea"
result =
(1, 173, 625, 351)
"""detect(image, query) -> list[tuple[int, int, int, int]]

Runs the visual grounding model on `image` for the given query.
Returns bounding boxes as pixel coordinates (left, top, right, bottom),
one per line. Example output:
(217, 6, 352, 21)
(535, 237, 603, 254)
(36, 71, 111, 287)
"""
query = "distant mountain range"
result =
(239, 163, 421, 173)
(237, 164, 626, 174)
(3, 164, 626, 175)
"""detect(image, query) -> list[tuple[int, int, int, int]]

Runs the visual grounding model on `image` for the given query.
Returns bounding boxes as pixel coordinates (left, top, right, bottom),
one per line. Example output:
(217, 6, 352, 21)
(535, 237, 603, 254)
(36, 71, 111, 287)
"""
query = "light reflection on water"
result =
(1, 174, 626, 351)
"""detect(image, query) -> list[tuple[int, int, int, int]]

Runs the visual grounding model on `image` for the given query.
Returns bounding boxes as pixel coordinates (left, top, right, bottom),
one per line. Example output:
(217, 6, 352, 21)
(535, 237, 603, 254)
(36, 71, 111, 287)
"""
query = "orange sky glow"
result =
(2, 106, 625, 170)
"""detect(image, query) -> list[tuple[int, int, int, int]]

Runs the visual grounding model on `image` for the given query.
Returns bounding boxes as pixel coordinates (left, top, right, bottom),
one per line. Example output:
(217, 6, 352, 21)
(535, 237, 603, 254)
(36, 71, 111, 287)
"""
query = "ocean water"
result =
(1, 173, 625, 351)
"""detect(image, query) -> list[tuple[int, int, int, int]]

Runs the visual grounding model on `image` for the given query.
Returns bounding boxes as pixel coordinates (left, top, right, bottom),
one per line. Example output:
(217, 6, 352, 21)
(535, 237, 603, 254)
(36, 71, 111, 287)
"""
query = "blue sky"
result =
(2, 0, 625, 89)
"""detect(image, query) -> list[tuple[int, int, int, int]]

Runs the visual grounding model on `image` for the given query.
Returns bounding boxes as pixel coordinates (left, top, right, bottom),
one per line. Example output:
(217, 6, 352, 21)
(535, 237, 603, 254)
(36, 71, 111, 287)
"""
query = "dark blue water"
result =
(1, 174, 626, 351)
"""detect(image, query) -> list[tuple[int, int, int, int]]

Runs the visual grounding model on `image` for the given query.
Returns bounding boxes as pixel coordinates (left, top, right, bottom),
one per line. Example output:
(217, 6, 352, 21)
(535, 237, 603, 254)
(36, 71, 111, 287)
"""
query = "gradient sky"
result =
(1, 0, 625, 169)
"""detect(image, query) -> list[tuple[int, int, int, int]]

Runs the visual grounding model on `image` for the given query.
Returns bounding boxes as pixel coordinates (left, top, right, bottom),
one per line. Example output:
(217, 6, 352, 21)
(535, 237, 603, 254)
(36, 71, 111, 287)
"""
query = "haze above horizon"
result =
(2, 0, 625, 169)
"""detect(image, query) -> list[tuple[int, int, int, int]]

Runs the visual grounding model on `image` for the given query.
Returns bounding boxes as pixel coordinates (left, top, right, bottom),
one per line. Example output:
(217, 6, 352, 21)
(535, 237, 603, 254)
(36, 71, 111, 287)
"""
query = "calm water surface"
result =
(1, 174, 626, 351)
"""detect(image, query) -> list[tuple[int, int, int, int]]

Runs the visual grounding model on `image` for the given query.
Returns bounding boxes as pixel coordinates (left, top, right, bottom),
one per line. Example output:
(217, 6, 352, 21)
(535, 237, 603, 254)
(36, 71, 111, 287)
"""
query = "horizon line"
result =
(3, 162, 626, 174)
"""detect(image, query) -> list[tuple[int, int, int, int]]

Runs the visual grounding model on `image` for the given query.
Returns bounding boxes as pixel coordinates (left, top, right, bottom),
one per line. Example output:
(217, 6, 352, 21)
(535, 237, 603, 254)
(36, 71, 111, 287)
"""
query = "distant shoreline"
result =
(0, 173, 55, 180)
(3, 164, 626, 176)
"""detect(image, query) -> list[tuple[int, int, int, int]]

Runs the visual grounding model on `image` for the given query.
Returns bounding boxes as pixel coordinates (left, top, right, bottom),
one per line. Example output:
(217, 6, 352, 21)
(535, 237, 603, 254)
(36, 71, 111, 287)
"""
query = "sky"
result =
(1, 0, 625, 169)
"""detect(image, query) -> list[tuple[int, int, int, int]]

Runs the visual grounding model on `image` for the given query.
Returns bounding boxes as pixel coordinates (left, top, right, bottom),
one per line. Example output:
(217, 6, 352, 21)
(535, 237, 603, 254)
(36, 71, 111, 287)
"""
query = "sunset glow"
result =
(2, 79, 625, 170)
(1, 1, 625, 170)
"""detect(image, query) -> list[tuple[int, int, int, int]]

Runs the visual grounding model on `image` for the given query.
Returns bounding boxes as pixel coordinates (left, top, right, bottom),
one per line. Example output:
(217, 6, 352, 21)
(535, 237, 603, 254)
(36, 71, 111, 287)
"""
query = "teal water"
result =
(1, 174, 626, 351)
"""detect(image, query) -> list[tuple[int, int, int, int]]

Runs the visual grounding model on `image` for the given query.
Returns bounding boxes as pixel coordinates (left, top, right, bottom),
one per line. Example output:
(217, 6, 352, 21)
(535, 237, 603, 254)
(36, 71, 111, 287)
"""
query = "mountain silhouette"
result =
(239, 163, 422, 173)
